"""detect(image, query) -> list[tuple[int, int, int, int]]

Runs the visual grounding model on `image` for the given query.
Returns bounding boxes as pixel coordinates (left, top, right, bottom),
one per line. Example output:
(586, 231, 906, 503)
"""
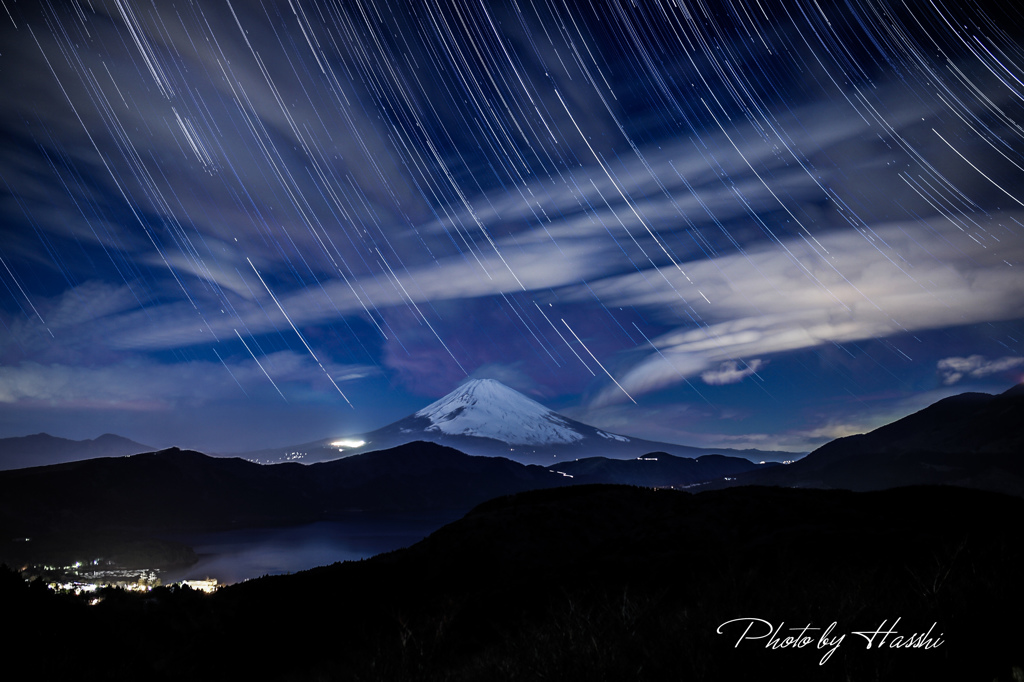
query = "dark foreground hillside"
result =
(5, 484, 1023, 681)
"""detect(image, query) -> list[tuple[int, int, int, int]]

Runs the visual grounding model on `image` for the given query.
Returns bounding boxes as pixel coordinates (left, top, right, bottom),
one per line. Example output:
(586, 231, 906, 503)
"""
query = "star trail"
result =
(1, 0, 1022, 453)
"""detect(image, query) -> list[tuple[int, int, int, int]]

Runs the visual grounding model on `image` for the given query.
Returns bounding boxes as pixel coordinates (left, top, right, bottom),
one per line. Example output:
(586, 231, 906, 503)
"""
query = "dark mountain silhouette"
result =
(0, 442, 565, 540)
(6, 483, 1023, 681)
(0, 432, 152, 471)
(238, 378, 799, 465)
(550, 451, 775, 486)
(0, 440, 767, 568)
(711, 383, 1024, 495)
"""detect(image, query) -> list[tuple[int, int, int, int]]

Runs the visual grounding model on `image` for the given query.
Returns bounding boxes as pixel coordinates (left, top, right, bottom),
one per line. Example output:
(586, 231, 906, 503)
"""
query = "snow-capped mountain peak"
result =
(239, 378, 799, 466)
(414, 379, 584, 446)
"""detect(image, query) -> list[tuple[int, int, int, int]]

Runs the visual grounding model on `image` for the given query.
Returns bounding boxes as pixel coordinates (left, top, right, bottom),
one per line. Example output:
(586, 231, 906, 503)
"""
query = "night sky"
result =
(2, 0, 1023, 454)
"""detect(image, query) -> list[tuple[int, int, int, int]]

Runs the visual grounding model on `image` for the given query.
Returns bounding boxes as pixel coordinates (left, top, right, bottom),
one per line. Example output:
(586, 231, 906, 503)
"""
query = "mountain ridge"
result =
(0, 438, 772, 569)
(0, 432, 153, 471)
(708, 383, 1024, 495)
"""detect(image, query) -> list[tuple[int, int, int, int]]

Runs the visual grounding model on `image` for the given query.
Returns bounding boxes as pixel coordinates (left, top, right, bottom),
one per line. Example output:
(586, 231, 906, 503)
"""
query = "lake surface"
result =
(159, 512, 458, 585)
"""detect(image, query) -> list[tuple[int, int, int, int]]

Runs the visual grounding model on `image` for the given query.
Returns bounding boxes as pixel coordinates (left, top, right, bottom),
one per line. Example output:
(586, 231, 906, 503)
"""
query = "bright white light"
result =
(330, 439, 366, 449)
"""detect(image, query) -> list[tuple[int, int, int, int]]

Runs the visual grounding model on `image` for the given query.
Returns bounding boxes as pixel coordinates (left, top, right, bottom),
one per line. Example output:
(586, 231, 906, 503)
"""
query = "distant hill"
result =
(0, 433, 152, 471)
(238, 378, 799, 465)
(550, 451, 775, 487)
(0, 442, 565, 541)
(710, 384, 1024, 495)
(0, 439, 768, 568)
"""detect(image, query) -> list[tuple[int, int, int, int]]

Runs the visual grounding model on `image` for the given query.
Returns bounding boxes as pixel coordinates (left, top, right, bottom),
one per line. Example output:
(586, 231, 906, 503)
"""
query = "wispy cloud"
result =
(701, 359, 766, 386)
(588, 216, 1024, 405)
(0, 353, 376, 409)
(937, 355, 1024, 385)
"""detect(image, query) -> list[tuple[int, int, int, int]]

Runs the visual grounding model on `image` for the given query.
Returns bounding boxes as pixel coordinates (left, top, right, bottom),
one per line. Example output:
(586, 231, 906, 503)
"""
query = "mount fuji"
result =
(413, 379, 586, 447)
(240, 379, 796, 466)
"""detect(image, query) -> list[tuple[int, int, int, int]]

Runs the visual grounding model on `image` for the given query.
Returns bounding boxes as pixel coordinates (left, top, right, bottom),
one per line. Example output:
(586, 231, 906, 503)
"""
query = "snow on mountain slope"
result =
(414, 379, 584, 446)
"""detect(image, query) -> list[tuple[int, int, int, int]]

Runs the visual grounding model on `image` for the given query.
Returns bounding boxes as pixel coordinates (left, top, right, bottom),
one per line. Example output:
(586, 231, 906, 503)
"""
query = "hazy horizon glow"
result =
(2, 1, 1023, 453)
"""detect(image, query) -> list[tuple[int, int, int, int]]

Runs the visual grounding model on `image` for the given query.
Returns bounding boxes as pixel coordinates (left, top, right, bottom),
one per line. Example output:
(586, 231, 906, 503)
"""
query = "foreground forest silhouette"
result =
(5, 484, 1023, 681)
